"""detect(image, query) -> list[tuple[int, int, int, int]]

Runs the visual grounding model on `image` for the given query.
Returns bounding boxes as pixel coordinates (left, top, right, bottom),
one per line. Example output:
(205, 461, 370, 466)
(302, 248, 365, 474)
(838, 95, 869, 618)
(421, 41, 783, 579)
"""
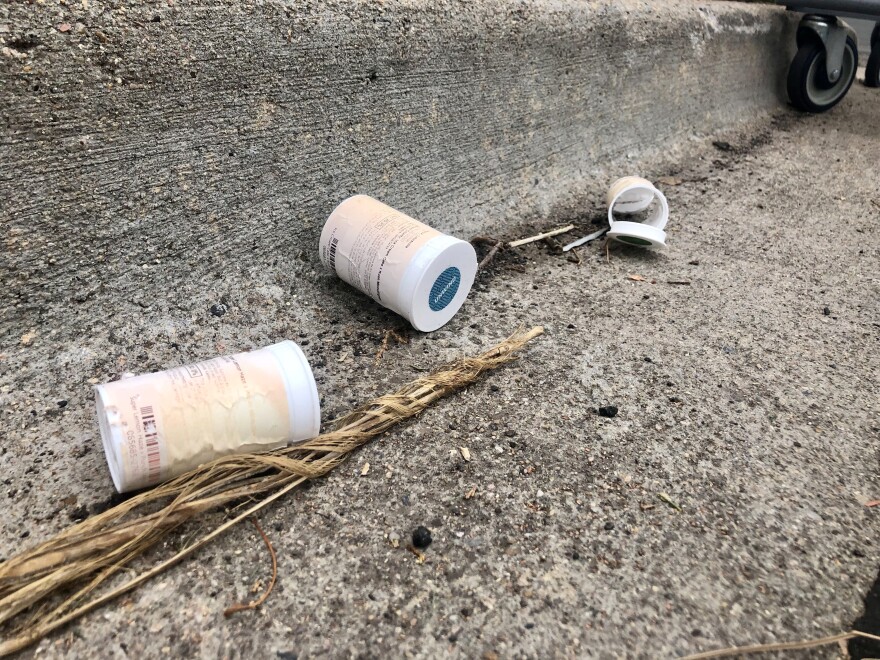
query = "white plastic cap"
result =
(265, 340, 321, 442)
(395, 234, 478, 332)
(95, 385, 128, 492)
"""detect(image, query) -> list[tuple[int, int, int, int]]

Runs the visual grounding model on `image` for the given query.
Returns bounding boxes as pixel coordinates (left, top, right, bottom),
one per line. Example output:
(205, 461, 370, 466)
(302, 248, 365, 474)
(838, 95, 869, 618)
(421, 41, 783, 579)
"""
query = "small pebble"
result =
(412, 525, 432, 549)
(209, 303, 227, 317)
(57, 400, 68, 408)
(823, 306, 831, 316)
(603, 522, 615, 531)
(504, 429, 517, 438)
(598, 405, 618, 418)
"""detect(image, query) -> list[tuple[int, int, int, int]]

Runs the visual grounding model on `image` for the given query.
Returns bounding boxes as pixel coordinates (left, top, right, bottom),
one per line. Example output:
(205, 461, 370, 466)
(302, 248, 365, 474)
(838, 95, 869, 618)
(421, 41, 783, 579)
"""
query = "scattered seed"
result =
(656, 176, 683, 186)
(598, 406, 618, 418)
(658, 493, 682, 511)
(407, 545, 426, 563)
(459, 447, 471, 462)
(360, 462, 370, 476)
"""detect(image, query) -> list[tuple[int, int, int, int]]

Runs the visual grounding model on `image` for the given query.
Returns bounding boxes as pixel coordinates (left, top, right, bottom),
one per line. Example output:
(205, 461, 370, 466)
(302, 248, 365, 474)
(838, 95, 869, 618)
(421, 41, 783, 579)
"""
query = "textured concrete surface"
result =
(2, 69, 880, 660)
(0, 0, 798, 349)
(4, 1, 880, 659)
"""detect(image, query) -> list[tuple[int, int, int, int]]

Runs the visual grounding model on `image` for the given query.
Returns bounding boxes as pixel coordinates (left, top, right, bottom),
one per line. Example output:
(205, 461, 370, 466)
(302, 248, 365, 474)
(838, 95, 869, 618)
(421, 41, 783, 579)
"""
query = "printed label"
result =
(105, 347, 293, 491)
(429, 266, 461, 312)
(320, 196, 442, 310)
(139, 404, 161, 484)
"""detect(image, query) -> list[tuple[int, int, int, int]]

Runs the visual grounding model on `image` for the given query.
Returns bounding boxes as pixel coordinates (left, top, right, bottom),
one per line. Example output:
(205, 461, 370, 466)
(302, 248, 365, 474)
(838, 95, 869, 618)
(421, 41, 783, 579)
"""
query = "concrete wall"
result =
(1, 0, 796, 346)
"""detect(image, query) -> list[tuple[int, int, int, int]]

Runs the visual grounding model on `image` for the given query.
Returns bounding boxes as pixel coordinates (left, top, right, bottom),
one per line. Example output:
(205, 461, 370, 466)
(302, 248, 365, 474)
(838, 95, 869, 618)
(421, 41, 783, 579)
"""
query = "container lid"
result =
(607, 221, 667, 249)
(607, 177, 669, 229)
(265, 340, 321, 442)
(396, 234, 478, 332)
(95, 384, 130, 493)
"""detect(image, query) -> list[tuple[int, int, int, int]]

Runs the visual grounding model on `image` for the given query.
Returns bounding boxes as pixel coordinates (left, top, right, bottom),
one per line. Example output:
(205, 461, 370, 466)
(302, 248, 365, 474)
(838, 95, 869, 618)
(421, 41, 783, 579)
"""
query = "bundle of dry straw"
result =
(0, 326, 544, 656)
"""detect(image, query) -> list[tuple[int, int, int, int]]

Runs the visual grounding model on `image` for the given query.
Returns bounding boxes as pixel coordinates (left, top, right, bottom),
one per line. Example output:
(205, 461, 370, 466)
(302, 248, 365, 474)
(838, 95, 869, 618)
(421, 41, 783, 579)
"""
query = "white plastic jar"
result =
(95, 341, 320, 493)
(606, 176, 669, 249)
(319, 195, 478, 332)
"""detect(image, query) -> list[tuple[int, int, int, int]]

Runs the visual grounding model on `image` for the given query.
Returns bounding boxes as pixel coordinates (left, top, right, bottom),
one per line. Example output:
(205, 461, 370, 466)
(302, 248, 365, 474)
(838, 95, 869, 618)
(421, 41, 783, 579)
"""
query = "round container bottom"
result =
(396, 234, 478, 332)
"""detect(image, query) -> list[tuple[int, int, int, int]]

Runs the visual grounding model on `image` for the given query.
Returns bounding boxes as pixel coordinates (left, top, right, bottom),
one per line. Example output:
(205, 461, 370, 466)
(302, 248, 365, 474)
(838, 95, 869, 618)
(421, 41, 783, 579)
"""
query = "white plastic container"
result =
(319, 195, 478, 332)
(605, 176, 669, 249)
(95, 341, 321, 493)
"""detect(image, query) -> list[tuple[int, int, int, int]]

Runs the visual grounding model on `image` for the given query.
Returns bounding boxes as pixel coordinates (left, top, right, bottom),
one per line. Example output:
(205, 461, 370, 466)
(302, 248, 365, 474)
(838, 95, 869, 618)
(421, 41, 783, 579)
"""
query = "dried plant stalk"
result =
(0, 326, 544, 656)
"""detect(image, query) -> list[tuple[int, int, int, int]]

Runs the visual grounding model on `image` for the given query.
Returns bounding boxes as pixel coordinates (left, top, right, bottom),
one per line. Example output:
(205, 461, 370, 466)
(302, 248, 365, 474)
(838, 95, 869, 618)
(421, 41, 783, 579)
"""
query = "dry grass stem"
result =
(680, 629, 880, 659)
(507, 224, 575, 248)
(374, 329, 408, 365)
(223, 518, 277, 617)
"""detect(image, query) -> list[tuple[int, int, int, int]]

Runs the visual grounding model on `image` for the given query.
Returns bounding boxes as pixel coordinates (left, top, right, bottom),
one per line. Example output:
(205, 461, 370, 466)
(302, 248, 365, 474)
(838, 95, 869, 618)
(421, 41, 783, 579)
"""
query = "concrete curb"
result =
(1, 0, 796, 344)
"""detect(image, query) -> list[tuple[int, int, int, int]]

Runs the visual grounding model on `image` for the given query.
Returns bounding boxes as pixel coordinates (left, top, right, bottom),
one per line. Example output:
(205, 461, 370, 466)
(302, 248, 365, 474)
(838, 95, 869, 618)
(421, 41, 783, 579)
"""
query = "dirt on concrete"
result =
(1, 69, 879, 658)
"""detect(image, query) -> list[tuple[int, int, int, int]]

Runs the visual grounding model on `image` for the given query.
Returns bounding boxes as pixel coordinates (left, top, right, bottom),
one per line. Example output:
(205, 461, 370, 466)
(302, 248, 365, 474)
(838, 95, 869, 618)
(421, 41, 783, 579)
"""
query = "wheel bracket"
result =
(798, 15, 855, 83)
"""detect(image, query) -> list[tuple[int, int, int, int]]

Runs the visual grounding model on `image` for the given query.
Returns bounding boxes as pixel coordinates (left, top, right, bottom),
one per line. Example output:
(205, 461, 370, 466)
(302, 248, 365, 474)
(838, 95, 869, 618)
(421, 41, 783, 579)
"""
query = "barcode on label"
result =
(140, 405, 161, 483)
(328, 237, 339, 270)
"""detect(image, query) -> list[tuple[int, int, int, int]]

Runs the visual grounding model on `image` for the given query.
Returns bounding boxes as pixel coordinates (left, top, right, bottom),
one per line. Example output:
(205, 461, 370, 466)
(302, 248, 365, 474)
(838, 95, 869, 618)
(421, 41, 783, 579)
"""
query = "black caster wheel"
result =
(787, 36, 858, 112)
(867, 24, 880, 88)
(867, 46, 880, 88)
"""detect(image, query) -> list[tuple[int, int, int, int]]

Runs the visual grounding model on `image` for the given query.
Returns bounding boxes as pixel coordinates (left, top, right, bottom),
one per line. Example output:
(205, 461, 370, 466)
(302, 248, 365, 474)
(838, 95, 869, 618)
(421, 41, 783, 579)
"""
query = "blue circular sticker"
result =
(429, 267, 461, 312)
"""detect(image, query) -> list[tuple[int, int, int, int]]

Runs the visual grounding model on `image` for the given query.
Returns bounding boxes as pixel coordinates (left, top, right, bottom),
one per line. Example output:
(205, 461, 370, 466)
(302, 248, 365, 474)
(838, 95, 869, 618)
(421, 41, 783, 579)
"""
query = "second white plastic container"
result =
(319, 195, 477, 332)
(95, 341, 321, 493)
